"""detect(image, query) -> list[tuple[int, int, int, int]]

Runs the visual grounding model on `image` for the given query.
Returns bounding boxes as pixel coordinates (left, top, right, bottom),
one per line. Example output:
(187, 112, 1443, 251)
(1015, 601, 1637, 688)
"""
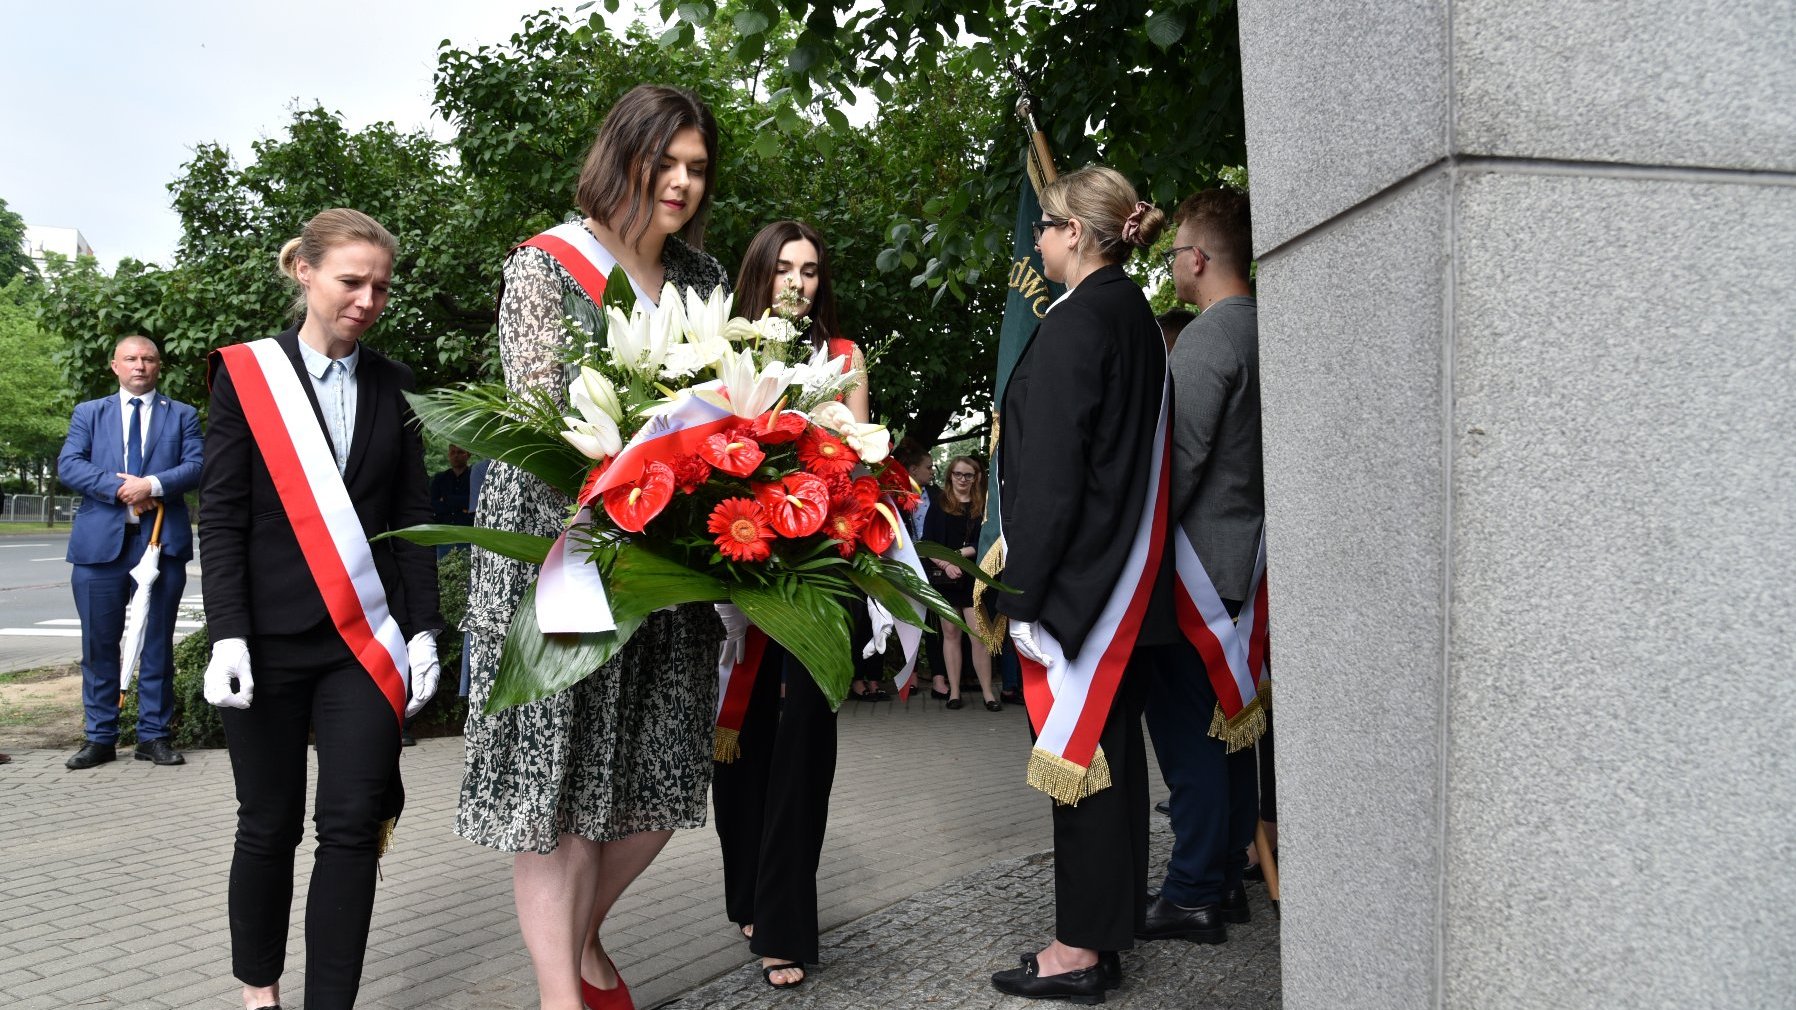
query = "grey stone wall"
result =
(1238, 3, 1796, 1008)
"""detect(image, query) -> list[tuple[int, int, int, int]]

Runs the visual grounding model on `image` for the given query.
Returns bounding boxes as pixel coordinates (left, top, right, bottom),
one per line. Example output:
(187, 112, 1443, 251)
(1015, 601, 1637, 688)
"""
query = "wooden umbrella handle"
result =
(1254, 819, 1280, 902)
(149, 501, 166, 546)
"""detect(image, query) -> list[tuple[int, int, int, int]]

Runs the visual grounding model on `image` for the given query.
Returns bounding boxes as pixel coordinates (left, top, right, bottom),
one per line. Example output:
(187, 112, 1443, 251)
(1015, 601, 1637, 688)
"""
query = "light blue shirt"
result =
(116, 387, 165, 521)
(296, 340, 359, 475)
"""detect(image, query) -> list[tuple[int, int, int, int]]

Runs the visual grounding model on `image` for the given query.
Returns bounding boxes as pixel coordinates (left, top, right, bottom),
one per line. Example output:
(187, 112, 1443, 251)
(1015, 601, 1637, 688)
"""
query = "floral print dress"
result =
(456, 228, 730, 852)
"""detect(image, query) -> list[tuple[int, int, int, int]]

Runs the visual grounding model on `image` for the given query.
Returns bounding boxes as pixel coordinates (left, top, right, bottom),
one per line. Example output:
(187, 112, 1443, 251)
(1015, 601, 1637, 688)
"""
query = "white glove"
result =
(715, 603, 749, 668)
(404, 631, 441, 718)
(861, 598, 896, 659)
(204, 637, 255, 709)
(1009, 620, 1050, 666)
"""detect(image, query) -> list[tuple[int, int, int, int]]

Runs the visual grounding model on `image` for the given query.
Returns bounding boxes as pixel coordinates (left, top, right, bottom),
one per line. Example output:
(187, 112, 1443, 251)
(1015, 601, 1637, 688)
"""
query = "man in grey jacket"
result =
(1137, 188, 1265, 945)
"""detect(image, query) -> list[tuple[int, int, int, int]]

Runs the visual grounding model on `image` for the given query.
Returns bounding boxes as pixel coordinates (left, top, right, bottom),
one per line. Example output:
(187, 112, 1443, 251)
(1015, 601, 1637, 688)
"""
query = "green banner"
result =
(980, 174, 1063, 560)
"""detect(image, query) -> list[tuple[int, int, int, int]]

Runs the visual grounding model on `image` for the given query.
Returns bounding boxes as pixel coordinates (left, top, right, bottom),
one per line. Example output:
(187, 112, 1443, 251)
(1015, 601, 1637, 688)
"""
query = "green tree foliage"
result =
(0, 278, 73, 468)
(0, 197, 36, 285)
(658, 0, 1248, 313)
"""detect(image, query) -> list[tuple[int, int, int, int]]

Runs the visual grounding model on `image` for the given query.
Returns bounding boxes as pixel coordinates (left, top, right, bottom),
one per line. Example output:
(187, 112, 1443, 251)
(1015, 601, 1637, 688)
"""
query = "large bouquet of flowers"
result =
(392, 267, 992, 712)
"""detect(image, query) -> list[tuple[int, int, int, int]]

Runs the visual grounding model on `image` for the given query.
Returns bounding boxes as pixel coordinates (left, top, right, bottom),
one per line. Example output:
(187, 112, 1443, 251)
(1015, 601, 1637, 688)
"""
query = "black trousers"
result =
(1049, 661, 1150, 951)
(220, 624, 403, 1008)
(712, 642, 838, 964)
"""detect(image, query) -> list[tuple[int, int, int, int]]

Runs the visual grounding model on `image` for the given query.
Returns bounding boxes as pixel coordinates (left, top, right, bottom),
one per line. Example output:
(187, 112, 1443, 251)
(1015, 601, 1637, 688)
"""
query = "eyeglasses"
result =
(1030, 219, 1072, 242)
(950, 471, 977, 480)
(1161, 244, 1211, 272)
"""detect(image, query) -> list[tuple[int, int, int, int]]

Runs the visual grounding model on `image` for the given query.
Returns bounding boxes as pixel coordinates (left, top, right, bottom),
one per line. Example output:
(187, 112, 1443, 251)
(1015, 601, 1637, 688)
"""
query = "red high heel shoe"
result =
(580, 956, 633, 1010)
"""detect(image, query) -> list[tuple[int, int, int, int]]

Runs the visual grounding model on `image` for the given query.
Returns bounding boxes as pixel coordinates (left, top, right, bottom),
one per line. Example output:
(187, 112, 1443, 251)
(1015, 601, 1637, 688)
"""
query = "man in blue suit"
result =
(58, 335, 203, 769)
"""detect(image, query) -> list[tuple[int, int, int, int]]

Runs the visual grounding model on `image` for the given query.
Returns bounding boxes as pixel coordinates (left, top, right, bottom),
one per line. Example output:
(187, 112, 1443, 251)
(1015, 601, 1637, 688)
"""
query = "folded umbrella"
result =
(118, 502, 166, 706)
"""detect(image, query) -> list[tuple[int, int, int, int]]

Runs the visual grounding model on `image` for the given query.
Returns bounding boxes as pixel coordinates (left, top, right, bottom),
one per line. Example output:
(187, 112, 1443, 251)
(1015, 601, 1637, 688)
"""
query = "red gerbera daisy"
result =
(601, 461, 674, 532)
(875, 458, 920, 512)
(797, 426, 858, 477)
(822, 504, 866, 558)
(697, 432, 765, 477)
(707, 497, 775, 562)
(750, 473, 831, 538)
(671, 453, 713, 494)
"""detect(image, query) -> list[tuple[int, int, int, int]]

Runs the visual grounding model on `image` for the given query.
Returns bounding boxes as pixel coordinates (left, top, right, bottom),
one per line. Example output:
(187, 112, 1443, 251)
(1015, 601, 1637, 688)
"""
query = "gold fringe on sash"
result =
(1206, 688, 1270, 753)
(1026, 745, 1113, 806)
(376, 816, 396, 858)
(713, 726, 741, 764)
(972, 538, 1009, 653)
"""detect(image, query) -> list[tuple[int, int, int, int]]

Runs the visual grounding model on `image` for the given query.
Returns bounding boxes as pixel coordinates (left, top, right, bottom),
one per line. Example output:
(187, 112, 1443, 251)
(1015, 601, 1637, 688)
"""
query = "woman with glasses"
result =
(922, 455, 999, 710)
(987, 165, 1179, 1003)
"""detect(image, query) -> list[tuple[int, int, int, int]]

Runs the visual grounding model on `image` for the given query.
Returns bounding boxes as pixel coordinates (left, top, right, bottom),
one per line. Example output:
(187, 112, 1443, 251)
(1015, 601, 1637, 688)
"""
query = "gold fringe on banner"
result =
(1207, 690, 1270, 753)
(1026, 746, 1113, 806)
(713, 726, 741, 764)
(971, 537, 1009, 652)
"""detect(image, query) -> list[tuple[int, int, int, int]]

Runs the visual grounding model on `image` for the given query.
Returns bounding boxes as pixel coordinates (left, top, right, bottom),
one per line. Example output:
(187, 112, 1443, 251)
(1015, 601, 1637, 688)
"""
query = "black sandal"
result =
(762, 961, 807, 988)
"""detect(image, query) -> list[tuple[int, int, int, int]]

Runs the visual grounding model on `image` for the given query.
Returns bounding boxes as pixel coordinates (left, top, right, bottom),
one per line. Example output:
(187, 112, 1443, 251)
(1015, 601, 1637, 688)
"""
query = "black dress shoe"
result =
(1153, 799, 1171, 816)
(992, 956, 1106, 1004)
(400, 731, 418, 747)
(946, 697, 964, 709)
(1222, 884, 1250, 924)
(1020, 952, 1120, 992)
(1137, 892, 1226, 944)
(134, 738, 185, 766)
(65, 742, 116, 770)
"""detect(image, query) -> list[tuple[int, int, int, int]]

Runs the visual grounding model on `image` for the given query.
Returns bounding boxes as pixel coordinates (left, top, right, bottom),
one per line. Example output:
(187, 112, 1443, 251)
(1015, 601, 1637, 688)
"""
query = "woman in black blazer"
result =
(201, 208, 441, 1010)
(988, 166, 1179, 1003)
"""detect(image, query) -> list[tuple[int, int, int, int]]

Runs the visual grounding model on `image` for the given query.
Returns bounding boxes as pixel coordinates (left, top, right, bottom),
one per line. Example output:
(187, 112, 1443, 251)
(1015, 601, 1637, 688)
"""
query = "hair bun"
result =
(1123, 201, 1166, 248)
(277, 237, 304, 280)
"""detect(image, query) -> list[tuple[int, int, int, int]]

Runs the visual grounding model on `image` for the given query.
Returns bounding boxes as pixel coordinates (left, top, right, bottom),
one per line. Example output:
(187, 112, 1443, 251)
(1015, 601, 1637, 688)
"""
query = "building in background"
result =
(22, 224, 94, 274)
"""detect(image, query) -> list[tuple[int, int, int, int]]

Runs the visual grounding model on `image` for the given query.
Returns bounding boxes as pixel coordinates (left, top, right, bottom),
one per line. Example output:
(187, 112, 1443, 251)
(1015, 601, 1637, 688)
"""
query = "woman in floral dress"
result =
(456, 85, 728, 1010)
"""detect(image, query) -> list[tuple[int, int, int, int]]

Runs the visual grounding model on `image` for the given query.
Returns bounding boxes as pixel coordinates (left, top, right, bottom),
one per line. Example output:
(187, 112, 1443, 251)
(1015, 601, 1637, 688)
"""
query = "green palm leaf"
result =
(604, 543, 730, 622)
(733, 580, 854, 710)
(405, 384, 590, 497)
(378, 524, 554, 565)
(914, 539, 1019, 593)
(488, 582, 642, 713)
(876, 557, 973, 633)
(844, 567, 924, 627)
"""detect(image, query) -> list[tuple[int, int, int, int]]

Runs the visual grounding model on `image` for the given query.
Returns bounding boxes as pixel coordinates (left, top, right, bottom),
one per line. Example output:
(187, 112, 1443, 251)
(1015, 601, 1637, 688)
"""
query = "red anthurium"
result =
(708, 497, 775, 562)
(577, 460, 609, 506)
(875, 458, 920, 512)
(697, 432, 765, 478)
(859, 502, 898, 554)
(833, 475, 880, 513)
(751, 473, 831, 538)
(602, 460, 674, 532)
(752, 409, 808, 445)
(797, 426, 858, 477)
(672, 454, 713, 494)
(823, 504, 866, 558)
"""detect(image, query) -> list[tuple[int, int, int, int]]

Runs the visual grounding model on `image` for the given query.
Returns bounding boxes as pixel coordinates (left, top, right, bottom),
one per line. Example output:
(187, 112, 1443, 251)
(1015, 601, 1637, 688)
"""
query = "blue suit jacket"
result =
(58, 393, 204, 565)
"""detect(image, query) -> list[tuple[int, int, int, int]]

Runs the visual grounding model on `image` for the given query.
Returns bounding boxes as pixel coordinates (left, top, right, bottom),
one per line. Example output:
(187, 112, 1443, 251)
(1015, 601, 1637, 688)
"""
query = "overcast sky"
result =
(2, 1, 643, 269)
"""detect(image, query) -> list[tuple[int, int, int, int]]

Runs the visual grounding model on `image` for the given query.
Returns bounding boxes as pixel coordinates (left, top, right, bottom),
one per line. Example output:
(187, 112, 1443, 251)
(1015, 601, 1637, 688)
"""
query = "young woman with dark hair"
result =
(456, 84, 730, 1010)
(710, 219, 874, 990)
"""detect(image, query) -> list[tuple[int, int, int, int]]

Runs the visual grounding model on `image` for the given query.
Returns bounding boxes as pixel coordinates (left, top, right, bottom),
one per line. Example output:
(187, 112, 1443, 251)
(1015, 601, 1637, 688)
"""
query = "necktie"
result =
(127, 397, 144, 476)
(325, 361, 349, 475)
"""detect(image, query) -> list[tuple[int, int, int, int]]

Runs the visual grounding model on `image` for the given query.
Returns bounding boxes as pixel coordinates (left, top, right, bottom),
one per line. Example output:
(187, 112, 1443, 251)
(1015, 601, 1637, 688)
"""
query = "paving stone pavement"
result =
(0, 694, 1279, 1009)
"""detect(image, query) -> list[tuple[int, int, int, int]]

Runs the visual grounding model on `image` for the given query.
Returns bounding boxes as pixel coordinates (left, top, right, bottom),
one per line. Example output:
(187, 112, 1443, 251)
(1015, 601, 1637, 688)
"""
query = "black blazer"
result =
(200, 328, 442, 642)
(994, 264, 1176, 660)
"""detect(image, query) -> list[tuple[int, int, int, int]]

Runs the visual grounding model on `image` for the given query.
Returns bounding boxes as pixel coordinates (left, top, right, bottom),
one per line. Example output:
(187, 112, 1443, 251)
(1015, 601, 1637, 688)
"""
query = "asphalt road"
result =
(0, 530, 206, 673)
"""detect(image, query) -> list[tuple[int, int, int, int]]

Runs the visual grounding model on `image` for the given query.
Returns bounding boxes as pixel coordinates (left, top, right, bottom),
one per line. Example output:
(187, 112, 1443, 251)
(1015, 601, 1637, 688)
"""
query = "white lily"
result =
(560, 411, 621, 460)
(700, 346, 795, 419)
(682, 284, 733, 343)
(721, 317, 761, 344)
(789, 345, 858, 408)
(605, 284, 684, 378)
(809, 400, 892, 463)
(569, 365, 623, 424)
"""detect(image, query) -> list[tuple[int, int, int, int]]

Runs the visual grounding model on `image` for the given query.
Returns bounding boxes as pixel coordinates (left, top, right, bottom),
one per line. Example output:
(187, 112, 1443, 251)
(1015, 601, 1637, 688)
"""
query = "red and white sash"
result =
(1172, 529, 1270, 751)
(213, 339, 411, 724)
(517, 221, 654, 307)
(1014, 374, 1172, 805)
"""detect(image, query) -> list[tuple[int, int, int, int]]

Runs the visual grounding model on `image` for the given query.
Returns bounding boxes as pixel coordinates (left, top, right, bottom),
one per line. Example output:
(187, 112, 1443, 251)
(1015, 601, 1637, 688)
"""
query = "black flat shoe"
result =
(985, 699, 1003, 712)
(1153, 799, 1172, 816)
(134, 738, 185, 765)
(866, 688, 891, 702)
(930, 688, 950, 700)
(65, 742, 115, 770)
(992, 956, 1106, 1004)
(1018, 952, 1120, 991)
(946, 697, 963, 710)
(1222, 884, 1251, 924)
(1137, 892, 1227, 944)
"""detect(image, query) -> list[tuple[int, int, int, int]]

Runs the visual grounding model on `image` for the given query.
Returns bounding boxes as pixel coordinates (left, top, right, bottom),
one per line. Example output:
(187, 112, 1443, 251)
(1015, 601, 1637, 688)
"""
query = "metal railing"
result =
(0, 495, 77, 525)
